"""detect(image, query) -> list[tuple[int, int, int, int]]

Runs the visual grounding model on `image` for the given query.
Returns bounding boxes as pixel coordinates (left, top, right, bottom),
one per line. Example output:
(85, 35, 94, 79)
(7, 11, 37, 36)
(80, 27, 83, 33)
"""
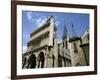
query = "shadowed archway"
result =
(27, 54, 36, 68)
(38, 52, 45, 68)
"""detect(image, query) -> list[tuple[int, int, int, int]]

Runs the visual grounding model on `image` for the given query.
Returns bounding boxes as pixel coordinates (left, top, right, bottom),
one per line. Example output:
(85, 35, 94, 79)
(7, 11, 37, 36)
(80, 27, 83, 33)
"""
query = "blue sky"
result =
(22, 11, 89, 53)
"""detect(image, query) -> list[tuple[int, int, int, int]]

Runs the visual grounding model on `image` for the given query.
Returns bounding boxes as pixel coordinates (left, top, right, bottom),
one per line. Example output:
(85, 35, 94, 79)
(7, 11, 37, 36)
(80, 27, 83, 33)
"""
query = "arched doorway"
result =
(38, 52, 45, 68)
(27, 54, 36, 68)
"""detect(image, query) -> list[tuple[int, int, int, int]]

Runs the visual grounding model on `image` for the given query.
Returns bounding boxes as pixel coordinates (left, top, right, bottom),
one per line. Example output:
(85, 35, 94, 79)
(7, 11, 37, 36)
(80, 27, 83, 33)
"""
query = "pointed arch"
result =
(38, 51, 45, 68)
(27, 54, 36, 68)
(76, 63, 81, 66)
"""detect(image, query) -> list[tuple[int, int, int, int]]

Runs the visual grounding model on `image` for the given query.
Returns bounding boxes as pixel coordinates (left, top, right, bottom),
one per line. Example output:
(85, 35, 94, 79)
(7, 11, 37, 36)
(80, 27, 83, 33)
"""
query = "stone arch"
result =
(37, 51, 45, 68)
(76, 63, 81, 66)
(27, 54, 36, 68)
(22, 57, 27, 68)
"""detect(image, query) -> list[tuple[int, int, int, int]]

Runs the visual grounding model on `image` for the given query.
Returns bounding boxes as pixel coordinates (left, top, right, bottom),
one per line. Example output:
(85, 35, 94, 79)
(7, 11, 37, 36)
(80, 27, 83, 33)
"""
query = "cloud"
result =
(23, 34, 29, 38)
(35, 16, 47, 28)
(58, 38, 62, 43)
(26, 12, 32, 21)
(22, 46, 27, 54)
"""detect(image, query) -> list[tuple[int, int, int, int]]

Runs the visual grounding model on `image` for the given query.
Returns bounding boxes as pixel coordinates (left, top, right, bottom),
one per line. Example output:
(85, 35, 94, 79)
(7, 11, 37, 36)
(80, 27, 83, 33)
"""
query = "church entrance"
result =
(38, 52, 45, 68)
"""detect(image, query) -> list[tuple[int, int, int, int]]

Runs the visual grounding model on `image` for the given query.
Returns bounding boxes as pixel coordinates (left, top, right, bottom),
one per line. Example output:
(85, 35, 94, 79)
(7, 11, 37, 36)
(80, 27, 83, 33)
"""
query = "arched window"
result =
(38, 52, 45, 68)
(52, 55, 55, 67)
(73, 43, 78, 52)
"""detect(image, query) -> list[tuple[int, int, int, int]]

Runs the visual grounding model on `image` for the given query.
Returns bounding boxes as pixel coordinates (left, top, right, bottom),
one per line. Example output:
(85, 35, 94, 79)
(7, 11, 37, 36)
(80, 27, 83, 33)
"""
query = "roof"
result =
(69, 36, 80, 42)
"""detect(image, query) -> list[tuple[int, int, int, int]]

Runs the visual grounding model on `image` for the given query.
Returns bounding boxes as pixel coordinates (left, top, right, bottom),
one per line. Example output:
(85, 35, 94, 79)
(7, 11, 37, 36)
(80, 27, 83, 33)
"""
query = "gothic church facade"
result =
(22, 16, 89, 69)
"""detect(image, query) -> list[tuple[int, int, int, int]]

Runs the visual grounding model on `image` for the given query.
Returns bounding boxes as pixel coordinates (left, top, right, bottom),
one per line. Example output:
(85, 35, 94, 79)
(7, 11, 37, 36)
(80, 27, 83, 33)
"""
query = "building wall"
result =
(23, 16, 59, 68)
(69, 40, 87, 66)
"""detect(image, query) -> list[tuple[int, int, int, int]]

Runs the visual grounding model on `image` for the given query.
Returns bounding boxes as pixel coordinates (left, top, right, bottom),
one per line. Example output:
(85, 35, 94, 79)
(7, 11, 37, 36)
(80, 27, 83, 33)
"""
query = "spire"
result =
(72, 23, 77, 37)
(62, 23, 67, 40)
(69, 24, 80, 42)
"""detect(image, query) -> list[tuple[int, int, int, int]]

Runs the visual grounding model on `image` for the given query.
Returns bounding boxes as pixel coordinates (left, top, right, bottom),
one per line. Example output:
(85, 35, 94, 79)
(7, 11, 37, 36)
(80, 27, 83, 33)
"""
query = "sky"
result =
(22, 10, 89, 53)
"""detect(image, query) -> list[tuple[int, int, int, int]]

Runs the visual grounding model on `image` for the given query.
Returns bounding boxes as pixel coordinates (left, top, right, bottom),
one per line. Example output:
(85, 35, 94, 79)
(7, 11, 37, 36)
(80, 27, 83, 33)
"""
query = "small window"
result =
(66, 40, 67, 49)
(48, 46, 51, 51)
(87, 34, 89, 40)
(63, 42, 64, 47)
(73, 43, 78, 52)
(52, 55, 55, 67)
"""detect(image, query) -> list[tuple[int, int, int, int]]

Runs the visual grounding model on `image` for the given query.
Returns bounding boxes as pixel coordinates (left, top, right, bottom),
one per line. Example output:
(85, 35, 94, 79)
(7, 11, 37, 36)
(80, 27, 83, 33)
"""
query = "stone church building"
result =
(22, 16, 89, 69)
